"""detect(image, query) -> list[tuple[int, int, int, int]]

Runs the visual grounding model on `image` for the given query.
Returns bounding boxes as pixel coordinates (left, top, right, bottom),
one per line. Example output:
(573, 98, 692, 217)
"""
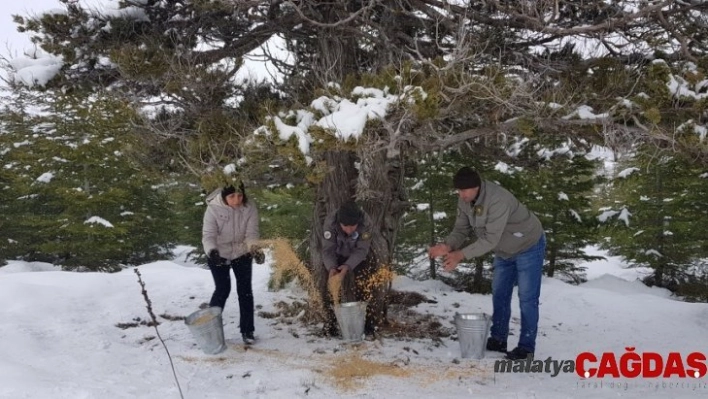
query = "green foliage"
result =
(504, 135, 605, 282)
(342, 63, 441, 120)
(601, 147, 708, 291)
(161, 182, 207, 261)
(7, 0, 708, 299)
(0, 94, 176, 270)
(396, 149, 504, 283)
(674, 264, 708, 302)
(396, 135, 605, 284)
(395, 151, 464, 276)
(254, 185, 313, 241)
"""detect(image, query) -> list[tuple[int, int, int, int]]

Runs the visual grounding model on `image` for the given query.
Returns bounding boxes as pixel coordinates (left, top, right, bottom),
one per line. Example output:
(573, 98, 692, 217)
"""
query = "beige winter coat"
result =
(202, 190, 260, 262)
(445, 180, 543, 259)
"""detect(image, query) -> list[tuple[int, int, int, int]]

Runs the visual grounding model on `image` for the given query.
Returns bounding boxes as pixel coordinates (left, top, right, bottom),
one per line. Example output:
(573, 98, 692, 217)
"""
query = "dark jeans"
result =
(208, 254, 254, 335)
(490, 234, 546, 353)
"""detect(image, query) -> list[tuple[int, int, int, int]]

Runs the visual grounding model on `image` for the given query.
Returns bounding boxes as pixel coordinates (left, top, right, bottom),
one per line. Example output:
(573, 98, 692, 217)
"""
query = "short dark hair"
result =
(337, 201, 363, 226)
(453, 167, 481, 189)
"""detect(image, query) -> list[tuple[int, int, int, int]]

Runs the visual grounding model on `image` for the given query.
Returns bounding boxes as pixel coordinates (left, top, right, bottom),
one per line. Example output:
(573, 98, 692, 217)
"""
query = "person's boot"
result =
(505, 347, 533, 360)
(323, 321, 339, 337)
(364, 323, 377, 340)
(486, 337, 507, 353)
(242, 332, 256, 345)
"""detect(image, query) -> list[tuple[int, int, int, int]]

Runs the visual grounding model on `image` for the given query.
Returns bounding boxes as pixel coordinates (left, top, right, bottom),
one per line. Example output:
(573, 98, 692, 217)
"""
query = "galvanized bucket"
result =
(454, 312, 491, 359)
(334, 301, 367, 342)
(185, 307, 227, 355)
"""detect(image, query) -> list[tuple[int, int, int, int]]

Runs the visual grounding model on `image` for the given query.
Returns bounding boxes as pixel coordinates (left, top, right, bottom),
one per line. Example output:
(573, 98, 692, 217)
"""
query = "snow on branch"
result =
(617, 167, 640, 178)
(254, 85, 427, 159)
(598, 207, 632, 227)
(84, 216, 114, 228)
(9, 53, 64, 88)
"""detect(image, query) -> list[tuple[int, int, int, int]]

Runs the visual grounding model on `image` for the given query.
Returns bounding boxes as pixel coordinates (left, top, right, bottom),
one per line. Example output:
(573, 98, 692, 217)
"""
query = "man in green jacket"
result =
(429, 167, 546, 360)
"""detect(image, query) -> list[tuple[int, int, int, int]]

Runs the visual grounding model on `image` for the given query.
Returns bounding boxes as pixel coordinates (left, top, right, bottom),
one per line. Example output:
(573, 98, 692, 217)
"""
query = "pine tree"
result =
(506, 135, 605, 282)
(0, 94, 176, 270)
(0, 108, 25, 264)
(163, 182, 208, 261)
(0, 101, 50, 262)
(10, 0, 708, 312)
(255, 185, 313, 242)
(396, 149, 506, 291)
(602, 146, 708, 292)
(396, 151, 464, 278)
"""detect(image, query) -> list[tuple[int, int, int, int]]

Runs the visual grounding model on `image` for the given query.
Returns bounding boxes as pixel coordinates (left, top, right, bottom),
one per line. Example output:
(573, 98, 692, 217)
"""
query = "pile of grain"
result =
(191, 313, 215, 326)
(326, 350, 411, 391)
(326, 350, 490, 390)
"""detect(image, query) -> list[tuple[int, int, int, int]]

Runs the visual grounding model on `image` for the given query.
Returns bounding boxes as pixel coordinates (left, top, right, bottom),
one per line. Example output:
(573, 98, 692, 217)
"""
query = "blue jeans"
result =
(490, 234, 546, 352)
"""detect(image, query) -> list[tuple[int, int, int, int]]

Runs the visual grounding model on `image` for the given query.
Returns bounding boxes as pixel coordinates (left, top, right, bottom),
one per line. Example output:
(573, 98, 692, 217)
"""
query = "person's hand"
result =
(428, 243, 451, 259)
(208, 249, 220, 264)
(328, 265, 349, 278)
(443, 250, 464, 272)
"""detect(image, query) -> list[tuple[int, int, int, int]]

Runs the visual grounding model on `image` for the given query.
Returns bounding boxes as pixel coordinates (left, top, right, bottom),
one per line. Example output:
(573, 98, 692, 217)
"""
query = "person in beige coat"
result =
(202, 182, 260, 344)
(429, 167, 546, 361)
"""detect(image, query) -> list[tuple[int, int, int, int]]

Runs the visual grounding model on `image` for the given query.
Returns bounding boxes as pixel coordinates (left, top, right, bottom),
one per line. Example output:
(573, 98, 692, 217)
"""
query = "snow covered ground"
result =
(1, 246, 706, 399)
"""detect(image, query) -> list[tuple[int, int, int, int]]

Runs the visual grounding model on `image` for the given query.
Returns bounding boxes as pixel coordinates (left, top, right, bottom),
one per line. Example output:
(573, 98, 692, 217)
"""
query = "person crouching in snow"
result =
(322, 200, 377, 337)
(202, 181, 261, 344)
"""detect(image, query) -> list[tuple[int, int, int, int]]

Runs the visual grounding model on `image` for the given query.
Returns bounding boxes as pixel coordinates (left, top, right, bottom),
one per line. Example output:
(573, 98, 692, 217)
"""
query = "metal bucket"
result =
(334, 301, 367, 343)
(185, 307, 227, 355)
(454, 312, 491, 359)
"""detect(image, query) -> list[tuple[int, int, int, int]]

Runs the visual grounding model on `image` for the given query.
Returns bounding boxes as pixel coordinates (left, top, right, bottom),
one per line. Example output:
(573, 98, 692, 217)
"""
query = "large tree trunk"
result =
(302, 3, 410, 330)
(308, 151, 358, 323)
(357, 147, 408, 328)
(306, 145, 408, 331)
(314, 30, 361, 85)
(304, 25, 361, 322)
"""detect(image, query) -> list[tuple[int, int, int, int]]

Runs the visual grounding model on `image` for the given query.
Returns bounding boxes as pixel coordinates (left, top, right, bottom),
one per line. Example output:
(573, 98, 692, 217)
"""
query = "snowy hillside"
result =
(1, 247, 706, 399)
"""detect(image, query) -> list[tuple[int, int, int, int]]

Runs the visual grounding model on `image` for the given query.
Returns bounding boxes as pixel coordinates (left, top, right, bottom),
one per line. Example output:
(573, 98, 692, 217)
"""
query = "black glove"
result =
(253, 249, 265, 265)
(208, 249, 220, 265)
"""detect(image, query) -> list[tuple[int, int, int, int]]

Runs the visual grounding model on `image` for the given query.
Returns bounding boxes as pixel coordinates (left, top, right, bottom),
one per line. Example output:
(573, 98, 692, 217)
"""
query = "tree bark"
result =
(547, 212, 558, 277)
(654, 169, 665, 287)
(306, 142, 409, 331)
(357, 148, 408, 329)
(547, 245, 557, 278)
(471, 257, 485, 293)
(308, 151, 358, 324)
(428, 190, 437, 280)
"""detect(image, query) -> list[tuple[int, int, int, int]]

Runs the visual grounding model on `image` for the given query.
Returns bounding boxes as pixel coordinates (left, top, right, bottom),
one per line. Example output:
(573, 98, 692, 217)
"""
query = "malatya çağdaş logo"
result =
(494, 348, 707, 379)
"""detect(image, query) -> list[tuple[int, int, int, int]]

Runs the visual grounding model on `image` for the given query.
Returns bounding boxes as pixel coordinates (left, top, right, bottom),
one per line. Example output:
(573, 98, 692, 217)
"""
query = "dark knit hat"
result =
(337, 201, 363, 226)
(221, 182, 245, 202)
(453, 167, 481, 189)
